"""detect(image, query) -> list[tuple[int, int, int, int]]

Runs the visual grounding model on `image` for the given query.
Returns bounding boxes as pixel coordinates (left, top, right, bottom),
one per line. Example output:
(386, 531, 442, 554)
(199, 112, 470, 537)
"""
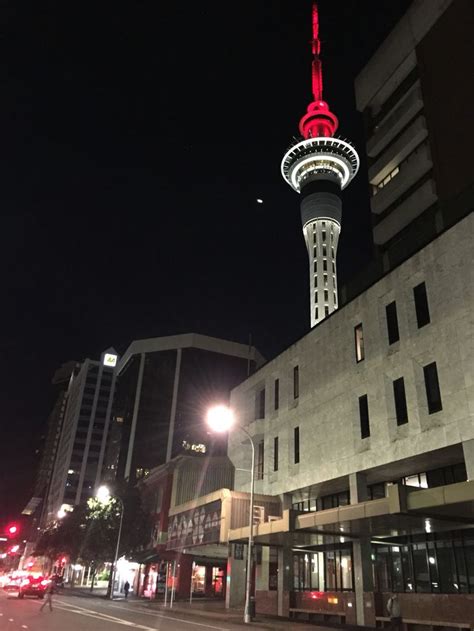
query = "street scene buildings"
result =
(2, 1, 473, 630)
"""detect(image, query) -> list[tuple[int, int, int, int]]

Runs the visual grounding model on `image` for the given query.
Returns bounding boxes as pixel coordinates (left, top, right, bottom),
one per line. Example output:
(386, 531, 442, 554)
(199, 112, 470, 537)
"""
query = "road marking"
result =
(57, 598, 231, 630)
(8, 618, 14, 622)
(22, 626, 28, 629)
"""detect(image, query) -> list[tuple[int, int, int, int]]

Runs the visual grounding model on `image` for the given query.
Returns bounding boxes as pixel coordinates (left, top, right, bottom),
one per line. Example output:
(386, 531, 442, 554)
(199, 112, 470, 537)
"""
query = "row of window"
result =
(355, 281, 431, 363)
(255, 366, 299, 419)
(359, 360, 442, 439)
(314, 290, 337, 305)
(312, 256, 335, 273)
(314, 272, 336, 288)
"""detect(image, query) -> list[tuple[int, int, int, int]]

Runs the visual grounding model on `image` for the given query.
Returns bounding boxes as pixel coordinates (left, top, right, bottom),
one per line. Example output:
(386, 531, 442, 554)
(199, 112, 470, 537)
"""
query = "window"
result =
(314, 275, 317, 287)
(359, 395, 370, 438)
(255, 388, 266, 419)
(315, 307, 318, 320)
(322, 244, 327, 257)
(322, 230, 326, 241)
(323, 259, 327, 271)
(414, 282, 430, 328)
(313, 261, 317, 274)
(325, 306, 329, 317)
(314, 291, 318, 304)
(354, 323, 364, 362)
(313, 246, 317, 258)
(273, 436, 279, 472)
(293, 365, 299, 399)
(323, 274, 328, 287)
(332, 261, 335, 273)
(423, 362, 442, 413)
(257, 440, 264, 480)
(294, 427, 300, 464)
(386, 301, 400, 344)
(393, 377, 408, 425)
(274, 379, 279, 410)
(324, 289, 328, 302)
(313, 232, 317, 244)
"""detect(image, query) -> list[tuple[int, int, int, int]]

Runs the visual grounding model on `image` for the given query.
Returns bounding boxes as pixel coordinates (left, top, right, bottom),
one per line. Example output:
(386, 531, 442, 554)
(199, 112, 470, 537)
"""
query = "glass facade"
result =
(293, 546, 353, 592)
(373, 531, 474, 594)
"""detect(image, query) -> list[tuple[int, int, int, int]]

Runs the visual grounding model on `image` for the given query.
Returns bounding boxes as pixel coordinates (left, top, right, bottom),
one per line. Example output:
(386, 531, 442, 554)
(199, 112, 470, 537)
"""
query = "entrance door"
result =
(212, 567, 224, 597)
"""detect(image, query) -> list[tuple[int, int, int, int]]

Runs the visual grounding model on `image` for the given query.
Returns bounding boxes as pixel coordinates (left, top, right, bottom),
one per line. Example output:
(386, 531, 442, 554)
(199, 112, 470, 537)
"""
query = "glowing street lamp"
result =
(206, 405, 256, 624)
(95, 485, 124, 600)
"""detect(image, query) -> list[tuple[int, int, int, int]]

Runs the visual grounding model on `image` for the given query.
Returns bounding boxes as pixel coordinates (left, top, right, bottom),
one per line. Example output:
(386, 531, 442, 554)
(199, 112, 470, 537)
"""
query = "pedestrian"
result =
(387, 593, 402, 631)
(123, 580, 130, 599)
(40, 581, 54, 612)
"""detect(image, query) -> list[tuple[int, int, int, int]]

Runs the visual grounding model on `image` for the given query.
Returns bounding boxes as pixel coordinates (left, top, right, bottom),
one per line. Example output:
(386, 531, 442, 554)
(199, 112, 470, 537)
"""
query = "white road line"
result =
(22, 626, 28, 629)
(8, 618, 14, 622)
(57, 598, 231, 630)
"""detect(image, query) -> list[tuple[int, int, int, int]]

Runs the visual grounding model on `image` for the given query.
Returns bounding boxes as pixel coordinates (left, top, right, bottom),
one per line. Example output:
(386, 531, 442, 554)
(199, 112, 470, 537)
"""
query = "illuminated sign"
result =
(103, 353, 118, 367)
(182, 441, 207, 454)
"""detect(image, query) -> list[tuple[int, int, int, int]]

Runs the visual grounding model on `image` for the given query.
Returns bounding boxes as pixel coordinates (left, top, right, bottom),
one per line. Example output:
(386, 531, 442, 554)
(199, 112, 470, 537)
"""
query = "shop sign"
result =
(167, 500, 221, 550)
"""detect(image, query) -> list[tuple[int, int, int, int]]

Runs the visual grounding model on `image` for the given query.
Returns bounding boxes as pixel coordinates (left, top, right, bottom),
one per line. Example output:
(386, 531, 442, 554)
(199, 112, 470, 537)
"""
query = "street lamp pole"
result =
(239, 426, 256, 625)
(110, 496, 124, 600)
(205, 405, 256, 625)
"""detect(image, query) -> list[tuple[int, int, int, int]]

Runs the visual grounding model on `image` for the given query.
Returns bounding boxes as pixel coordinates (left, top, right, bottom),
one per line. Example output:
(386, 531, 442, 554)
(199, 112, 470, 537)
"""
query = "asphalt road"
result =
(0, 592, 257, 631)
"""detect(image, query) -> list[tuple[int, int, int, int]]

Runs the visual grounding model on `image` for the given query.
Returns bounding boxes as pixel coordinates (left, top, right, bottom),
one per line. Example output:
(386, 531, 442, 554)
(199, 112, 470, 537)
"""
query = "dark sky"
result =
(0, 0, 411, 521)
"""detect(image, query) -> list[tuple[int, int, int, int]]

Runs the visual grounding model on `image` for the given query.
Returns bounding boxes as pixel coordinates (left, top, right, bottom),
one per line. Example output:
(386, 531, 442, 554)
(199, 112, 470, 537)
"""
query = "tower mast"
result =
(281, 2, 359, 327)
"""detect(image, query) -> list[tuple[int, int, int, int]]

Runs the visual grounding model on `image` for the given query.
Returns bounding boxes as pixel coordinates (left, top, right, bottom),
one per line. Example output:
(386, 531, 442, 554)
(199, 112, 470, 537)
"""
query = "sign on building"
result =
(167, 500, 221, 550)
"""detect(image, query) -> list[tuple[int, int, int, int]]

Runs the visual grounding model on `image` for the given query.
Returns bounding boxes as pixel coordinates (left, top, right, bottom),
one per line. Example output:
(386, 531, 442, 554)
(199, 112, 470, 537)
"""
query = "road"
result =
(0, 591, 268, 631)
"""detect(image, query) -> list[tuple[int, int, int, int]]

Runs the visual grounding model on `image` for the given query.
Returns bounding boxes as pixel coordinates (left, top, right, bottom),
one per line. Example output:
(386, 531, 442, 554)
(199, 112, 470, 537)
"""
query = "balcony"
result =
(370, 142, 433, 215)
(373, 178, 438, 245)
(367, 84, 423, 158)
(369, 114, 428, 186)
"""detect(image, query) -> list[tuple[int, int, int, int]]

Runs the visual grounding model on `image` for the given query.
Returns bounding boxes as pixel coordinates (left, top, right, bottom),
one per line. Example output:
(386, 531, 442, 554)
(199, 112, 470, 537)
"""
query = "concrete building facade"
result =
(227, 212, 474, 627)
(45, 348, 119, 522)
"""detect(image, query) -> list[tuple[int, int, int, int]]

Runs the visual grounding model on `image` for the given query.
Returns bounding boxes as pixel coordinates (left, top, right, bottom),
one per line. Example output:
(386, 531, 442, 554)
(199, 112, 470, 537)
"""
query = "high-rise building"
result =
(106, 333, 264, 485)
(355, 0, 473, 273)
(45, 348, 119, 522)
(22, 361, 78, 521)
(281, 2, 359, 327)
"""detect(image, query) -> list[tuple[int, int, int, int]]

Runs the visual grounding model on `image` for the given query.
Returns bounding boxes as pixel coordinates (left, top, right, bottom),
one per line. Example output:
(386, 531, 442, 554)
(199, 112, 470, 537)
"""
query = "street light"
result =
(96, 485, 124, 600)
(206, 405, 255, 624)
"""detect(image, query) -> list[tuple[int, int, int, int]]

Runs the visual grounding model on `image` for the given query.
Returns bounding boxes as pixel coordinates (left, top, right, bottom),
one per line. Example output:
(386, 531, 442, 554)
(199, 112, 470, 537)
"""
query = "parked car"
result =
(4, 574, 49, 598)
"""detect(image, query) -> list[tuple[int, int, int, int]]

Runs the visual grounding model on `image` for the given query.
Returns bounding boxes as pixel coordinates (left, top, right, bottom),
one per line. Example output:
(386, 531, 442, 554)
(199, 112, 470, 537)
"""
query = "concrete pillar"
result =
(277, 543, 293, 617)
(349, 471, 368, 504)
(463, 439, 474, 481)
(226, 545, 246, 608)
(349, 473, 374, 625)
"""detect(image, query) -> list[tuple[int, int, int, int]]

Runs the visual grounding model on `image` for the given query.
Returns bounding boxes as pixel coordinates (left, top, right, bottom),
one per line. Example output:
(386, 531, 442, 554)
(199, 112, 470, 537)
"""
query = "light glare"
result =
(206, 405, 235, 433)
(96, 485, 111, 503)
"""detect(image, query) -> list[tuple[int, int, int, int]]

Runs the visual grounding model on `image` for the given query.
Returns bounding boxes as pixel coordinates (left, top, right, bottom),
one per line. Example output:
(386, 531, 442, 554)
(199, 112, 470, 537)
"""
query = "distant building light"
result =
(182, 440, 207, 454)
(103, 353, 118, 367)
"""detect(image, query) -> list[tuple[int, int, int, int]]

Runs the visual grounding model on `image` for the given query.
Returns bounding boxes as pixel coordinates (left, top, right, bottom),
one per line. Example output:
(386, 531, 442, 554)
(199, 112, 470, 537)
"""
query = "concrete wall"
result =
(229, 215, 474, 497)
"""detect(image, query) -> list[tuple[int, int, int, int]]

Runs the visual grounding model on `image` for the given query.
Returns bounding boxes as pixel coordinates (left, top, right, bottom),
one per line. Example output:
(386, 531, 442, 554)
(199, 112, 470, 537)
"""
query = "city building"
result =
(44, 348, 119, 522)
(281, 2, 359, 327)
(22, 361, 78, 523)
(345, 0, 473, 298)
(222, 1, 474, 628)
(106, 333, 264, 484)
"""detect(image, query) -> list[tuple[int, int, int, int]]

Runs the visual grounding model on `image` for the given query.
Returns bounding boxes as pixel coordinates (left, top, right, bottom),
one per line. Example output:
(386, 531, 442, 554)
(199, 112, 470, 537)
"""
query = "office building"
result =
(107, 333, 264, 484)
(45, 348, 119, 522)
(222, 2, 474, 628)
(355, 0, 473, 272)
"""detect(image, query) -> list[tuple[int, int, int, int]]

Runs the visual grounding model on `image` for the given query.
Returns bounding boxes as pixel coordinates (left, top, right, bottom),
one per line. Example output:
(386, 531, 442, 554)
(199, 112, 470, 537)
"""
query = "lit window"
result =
(354, 323, 364, 362)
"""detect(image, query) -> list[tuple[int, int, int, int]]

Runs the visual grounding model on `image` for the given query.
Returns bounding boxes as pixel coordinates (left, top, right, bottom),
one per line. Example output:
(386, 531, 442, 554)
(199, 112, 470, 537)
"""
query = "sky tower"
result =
(282, 2, 359, 327)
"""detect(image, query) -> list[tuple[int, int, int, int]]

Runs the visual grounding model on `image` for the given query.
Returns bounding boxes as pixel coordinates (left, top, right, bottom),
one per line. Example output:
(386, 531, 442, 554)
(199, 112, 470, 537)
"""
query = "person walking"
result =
(387, 593, 402, 631)
(40, 581, 54, 612)
(123, 580, 130, 599)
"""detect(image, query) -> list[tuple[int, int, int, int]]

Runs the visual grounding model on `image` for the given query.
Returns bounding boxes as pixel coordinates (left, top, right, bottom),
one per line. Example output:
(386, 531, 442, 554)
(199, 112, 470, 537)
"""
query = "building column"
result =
(463, 440, 474, 481)
(225, 544, 246, 608)
(277, 543, 292, 617)
(349, 473, 375, 626)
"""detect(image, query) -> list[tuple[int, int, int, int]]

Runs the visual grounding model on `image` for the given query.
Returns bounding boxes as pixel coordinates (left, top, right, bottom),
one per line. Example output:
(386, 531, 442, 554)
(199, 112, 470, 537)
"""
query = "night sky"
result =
(0, 0, 412, 521)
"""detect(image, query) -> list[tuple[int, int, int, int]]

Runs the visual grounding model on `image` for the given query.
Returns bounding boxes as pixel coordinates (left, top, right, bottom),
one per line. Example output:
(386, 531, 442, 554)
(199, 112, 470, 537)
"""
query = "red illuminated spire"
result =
(299, 2, 338, 139)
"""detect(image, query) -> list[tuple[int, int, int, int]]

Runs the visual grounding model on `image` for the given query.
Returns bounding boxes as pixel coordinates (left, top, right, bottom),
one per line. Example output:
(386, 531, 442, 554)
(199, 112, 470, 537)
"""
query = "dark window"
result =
(313, 261, 317, 274)
(255, 388, 265, 419)
(273, 436, 279, 472)
(315, 307, 318, 321)
(325, 306, 329, 317)
(386, 301, 400, 344)
(423, 362, 442, 413)
(294, 427, 300, 464)
(354, 324, 364, 362)
(314, 274, 317, 286)
(274, 379, 279, 410)
(414, 282, 430, 328)
(322, 231, 326, 242)
(368, 482, 386, 500)
(257, 440, 264, 480)
(393, 377, 408, 425)
(323, 259, 327, 272)
(293, 366, 299, 399)
(324, 289, 328, 301)
(359, 395, 370, 438)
